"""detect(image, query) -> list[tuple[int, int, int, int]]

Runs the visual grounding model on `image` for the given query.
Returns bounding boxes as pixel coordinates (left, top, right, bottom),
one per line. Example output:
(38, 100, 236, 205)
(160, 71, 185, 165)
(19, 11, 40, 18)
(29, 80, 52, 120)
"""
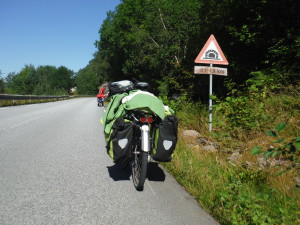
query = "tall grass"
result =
(162, 85, 300, 224)
(164, 140, 299, 224)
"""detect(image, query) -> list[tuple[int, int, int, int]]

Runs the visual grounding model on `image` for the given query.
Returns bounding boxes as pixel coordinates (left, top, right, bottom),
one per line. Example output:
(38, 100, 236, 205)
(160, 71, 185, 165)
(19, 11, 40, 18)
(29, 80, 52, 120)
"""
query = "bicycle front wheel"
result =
(132, 150, 148, 191)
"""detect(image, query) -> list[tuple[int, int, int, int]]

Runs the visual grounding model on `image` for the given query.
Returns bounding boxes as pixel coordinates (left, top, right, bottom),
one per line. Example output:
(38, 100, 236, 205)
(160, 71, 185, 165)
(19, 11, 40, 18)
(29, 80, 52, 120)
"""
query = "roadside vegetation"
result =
(162, 72, 299, 224)
(0, 98, 69, 107)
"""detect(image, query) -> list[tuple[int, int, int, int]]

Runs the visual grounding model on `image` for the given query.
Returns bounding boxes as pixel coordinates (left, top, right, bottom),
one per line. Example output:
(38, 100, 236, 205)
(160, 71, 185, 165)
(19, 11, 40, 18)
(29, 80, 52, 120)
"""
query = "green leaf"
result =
(276, 170, 287, 176)
(209, 95, 217, 100)
(295, 142, 300, 151)
(279, 207, 287, 213)
(275, 122, 286, 133)
(271, 151, 279, 158)
(263, 194, 270, 201)
(266, 130, 277, 137)
(264, 151, 273, 158)
(274, 138, 285, 143)
(251, 146, 262, 155)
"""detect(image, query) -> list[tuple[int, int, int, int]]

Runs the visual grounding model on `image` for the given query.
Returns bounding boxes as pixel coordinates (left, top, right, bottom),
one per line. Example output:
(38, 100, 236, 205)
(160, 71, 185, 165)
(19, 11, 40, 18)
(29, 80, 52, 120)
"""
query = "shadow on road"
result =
(107, 163, 131, 181)
(107, 162, 166, 182)
(147, 162, 166, 182)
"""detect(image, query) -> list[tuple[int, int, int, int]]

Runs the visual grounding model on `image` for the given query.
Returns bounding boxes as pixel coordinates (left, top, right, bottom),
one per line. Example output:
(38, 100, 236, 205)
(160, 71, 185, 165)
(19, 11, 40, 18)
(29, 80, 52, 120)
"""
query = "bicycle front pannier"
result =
(107, 117, 133, 164)
(152, 115, 178, 162)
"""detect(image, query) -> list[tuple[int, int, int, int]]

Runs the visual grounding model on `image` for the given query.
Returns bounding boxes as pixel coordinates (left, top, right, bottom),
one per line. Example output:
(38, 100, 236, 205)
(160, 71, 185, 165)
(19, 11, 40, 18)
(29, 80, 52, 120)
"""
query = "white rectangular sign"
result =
(194, 66, 227, 76)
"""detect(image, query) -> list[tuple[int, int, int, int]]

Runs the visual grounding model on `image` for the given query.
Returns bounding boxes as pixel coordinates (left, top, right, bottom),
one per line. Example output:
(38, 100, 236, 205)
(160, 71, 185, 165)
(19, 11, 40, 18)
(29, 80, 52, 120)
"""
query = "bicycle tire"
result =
(132, 150, 148, 191)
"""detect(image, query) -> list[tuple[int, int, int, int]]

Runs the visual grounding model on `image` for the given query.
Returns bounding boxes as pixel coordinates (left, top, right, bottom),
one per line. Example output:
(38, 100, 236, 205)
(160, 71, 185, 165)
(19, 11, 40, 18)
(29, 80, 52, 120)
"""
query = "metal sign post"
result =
(209, 64, 213, 132)
(194, 34, 229, 132)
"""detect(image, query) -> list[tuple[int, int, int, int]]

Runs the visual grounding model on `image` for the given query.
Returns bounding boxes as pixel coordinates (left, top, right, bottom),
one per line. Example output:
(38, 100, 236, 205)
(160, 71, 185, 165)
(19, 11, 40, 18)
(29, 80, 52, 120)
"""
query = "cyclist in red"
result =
(97, 85, 106, 107)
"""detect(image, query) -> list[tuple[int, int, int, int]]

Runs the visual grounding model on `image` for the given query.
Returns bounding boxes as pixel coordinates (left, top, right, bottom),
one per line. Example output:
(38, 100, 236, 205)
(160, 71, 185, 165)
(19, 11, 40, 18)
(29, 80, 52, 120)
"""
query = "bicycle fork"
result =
(140, 125, 150, 152)
(132, 125, 150, 159)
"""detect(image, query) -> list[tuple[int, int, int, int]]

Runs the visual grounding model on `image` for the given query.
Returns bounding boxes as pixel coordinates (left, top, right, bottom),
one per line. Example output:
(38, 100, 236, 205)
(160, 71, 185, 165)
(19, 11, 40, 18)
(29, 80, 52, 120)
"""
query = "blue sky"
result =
(0, 0, 120, 76)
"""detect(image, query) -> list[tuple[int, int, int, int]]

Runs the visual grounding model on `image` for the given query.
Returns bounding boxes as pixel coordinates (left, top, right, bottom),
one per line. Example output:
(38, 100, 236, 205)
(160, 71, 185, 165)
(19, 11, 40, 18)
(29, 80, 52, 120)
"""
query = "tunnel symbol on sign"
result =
(194, 34, 229, 65)
(204, 50, 219, 60)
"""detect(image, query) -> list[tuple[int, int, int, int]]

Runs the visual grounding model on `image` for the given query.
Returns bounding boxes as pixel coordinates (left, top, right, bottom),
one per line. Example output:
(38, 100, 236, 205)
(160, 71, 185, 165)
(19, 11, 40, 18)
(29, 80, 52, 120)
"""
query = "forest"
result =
(1, 0, 299, 98)
(89, 0, 299, 99)
(0, 65, 73, 96)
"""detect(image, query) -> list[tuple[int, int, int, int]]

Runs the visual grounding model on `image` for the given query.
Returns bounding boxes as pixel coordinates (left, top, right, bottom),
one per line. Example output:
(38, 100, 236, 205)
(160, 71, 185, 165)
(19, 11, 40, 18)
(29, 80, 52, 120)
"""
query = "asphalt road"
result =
(0, 98, 219, 225)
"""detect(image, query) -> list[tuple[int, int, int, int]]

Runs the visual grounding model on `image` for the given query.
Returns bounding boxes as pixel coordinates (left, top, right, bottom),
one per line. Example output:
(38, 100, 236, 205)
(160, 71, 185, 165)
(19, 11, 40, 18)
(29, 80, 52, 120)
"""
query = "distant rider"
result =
(97, 85, 106, 107)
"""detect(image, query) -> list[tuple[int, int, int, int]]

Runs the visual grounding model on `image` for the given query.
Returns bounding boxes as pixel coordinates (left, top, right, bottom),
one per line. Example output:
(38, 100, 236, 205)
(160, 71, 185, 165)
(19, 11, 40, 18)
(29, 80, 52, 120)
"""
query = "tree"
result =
(51, 66, 73, 94)
(91, 0, 299, 98)
(4, 65, 74, 95)
(4, 65, 36, 94)
(0, 70, 4, 93)
(75, 67, 99, 95)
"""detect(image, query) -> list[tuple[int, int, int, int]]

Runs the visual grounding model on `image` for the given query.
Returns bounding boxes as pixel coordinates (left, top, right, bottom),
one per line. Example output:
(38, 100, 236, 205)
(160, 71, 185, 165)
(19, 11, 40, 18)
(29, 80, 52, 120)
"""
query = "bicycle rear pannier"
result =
(107, 117, 133, 164)
(152, 115, 178, 162)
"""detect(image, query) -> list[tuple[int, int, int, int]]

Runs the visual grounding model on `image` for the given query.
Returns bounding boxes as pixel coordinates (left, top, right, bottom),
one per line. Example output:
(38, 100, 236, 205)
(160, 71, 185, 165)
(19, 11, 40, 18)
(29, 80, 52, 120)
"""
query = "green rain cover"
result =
(101, 90, 173, 143)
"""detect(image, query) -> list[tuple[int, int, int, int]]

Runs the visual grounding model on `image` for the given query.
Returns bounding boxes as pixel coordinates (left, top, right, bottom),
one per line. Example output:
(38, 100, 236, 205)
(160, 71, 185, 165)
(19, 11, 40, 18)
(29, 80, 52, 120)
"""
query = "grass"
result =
(164, 138, 300, 224)
(0, 98, 69, 107)
(162, 87, 300, 224)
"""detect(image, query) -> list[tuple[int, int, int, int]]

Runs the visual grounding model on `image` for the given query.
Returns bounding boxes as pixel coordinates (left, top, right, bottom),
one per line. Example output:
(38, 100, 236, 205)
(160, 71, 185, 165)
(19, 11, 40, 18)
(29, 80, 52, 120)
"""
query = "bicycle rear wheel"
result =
(132, 149, 148, 191)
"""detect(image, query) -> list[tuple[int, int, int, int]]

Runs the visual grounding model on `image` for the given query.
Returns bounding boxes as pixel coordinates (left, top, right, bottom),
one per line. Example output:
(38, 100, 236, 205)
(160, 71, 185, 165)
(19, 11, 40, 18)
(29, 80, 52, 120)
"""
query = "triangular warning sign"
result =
(194, 34, 229, 65)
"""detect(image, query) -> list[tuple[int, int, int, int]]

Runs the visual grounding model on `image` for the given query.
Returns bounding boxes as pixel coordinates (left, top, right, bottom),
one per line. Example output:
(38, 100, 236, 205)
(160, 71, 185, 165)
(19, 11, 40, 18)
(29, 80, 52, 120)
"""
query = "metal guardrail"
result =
(71, 95, 96, 98)
(0, 94, 69, 100)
